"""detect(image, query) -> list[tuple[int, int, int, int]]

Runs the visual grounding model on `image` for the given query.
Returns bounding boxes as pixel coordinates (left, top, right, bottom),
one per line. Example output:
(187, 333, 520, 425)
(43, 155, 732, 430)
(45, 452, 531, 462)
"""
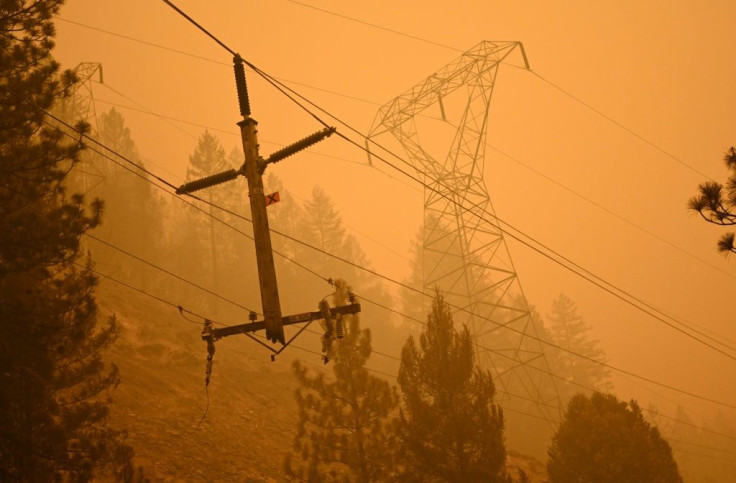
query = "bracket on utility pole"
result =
(176, 54, 344, 348)
(201, 303, 360, 339)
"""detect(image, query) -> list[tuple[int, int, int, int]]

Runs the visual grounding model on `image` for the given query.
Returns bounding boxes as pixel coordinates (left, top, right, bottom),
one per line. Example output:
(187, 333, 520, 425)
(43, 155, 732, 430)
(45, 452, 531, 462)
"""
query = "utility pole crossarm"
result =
(203, 302, 362, 340)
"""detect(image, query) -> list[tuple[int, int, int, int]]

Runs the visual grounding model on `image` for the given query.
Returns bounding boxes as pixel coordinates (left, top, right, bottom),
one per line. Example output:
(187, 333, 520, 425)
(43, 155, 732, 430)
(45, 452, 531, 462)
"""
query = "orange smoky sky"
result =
(54, 0, 736, 425)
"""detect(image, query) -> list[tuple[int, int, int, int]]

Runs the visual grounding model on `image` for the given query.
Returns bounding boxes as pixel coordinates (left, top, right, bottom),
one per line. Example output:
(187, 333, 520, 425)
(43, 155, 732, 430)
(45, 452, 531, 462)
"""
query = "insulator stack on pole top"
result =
(234, 55, 251, 117)
(176, 169, 241, 195)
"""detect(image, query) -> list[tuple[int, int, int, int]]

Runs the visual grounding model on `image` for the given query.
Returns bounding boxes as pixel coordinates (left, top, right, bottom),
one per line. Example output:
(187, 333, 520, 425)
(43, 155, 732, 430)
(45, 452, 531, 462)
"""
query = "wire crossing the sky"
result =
(47, 5, 736, 465)
(7, 73, 736, 410)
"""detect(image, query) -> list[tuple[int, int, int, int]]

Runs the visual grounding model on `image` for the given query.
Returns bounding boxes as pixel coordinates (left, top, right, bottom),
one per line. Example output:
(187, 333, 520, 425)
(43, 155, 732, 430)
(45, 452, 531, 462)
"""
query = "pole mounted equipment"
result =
(234, 55, 251, 117)
(163, 0, 356, 368)
(176, 55, 338, 346)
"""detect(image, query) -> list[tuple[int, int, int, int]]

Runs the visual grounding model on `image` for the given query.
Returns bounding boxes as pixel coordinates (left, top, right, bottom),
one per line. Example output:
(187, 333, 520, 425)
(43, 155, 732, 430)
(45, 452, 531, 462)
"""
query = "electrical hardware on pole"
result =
(175, 54, 359, 378)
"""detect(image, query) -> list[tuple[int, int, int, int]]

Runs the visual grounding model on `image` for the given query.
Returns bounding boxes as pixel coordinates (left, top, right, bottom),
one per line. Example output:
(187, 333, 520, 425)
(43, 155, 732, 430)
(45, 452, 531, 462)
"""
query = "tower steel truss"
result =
(65, 62, 103, 134)
(368, 41, 560, 422)
(58, 63, 106, 194)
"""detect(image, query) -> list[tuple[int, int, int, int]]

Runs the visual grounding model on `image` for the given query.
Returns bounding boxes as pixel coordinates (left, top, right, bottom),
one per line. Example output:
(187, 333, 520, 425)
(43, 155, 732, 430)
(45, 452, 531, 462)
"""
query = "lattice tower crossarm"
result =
(57, 63, 105, 195)
(67, 63, 103, 133)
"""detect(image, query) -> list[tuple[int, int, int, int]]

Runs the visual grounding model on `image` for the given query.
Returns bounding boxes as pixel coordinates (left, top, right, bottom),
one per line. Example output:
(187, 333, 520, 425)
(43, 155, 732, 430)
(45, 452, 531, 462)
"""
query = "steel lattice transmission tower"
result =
(58, 62, 105, 193)
(368, 41, 560, 422)
(60, 62, 103, 133)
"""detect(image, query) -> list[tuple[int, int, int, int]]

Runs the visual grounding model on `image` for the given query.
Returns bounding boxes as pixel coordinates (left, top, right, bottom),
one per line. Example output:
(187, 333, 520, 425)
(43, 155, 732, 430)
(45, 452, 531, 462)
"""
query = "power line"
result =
(356, 291, 736, 410)
(75, 261, 208, 326)
(528, 71, 714, 180)
(56, 16, 379, 107)
(25, 9, 736, 464)
(87, 256, 736, 460)
(644, 406, 736, 443)
(32, 94, 736, 410)
(235, 67, 736, 361)
(281, 0, 714, 181)
(13, 58, 736, 423)
(668, 437, 736, 457)
(55, 115, 736, 444)
(487, 144, 736, 285)
(285, 0, 463, 53)
(99, 83, 197, 141)
(55, 16, 229, 66)
(670, 445, 736, 463)
(80, 40, 735, 293)
(85, 254, 736, 450)
(83, 233, 260, 315)
(162, 0, 236, 56)
(84, 114, 736, 412)
(54, 9, 736, 458)
(58, 14, 730, 289)
(10, 72, 736, 420)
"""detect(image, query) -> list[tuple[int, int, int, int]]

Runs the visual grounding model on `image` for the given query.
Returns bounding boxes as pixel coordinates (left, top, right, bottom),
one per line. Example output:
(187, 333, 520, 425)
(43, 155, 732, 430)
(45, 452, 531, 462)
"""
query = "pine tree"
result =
(548, 393, 682, 483)
(188, 130, 229, 286)
(548, 293, 611, 396)
(309, 185, 402, 364)
(688, 146, 736, 255)
(170, 131, 248, 317)
(397, 292, 509, 482)
(0, 1, 134, 479)
(400, 225, 427, 326)
(304, 185, 346, 253)
(88, 108, 163, 288)
(502, 295, 562, 461)
(285, 283, 399, 482)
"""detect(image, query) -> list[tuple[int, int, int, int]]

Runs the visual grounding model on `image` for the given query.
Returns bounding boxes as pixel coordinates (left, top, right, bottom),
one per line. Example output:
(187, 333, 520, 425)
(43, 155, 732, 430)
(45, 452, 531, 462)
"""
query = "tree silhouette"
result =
(548, 392, 682, 483)
(688, 146, 736, 255)
(397, 292, 509, 482)
(547, 294, 611, 398)
(0, 1, 135, 479)
(88, 108, 163, 288)
(285, 283, 399, 482)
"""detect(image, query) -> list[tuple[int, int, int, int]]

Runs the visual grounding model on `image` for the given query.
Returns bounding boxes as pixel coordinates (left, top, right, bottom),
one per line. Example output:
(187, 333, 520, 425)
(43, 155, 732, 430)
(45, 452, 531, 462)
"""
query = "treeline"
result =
(3, 2, 734, 480)
(0, 2, 144, 480)
(284, 290, 685, 482)
(65, 107, 400, 351)
(285, 285, 736, 482)
(79, 106, 736, 481)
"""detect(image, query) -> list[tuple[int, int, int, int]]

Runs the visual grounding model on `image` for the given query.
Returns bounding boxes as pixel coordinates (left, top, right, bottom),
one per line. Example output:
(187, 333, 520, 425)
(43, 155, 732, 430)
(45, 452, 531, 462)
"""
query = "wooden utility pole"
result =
(237, 98, 282, 344)
(176, 55, 346, 347)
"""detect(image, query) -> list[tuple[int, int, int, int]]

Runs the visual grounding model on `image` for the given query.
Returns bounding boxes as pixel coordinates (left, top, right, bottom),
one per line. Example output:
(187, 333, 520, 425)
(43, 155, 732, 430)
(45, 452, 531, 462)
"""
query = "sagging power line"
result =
(16, 84, 736, 411)
(55, 15, 736, 284)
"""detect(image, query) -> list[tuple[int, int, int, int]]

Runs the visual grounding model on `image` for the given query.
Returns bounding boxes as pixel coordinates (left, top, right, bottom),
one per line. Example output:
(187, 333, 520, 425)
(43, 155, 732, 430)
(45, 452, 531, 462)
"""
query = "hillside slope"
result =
(100, 282, 548, 481)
